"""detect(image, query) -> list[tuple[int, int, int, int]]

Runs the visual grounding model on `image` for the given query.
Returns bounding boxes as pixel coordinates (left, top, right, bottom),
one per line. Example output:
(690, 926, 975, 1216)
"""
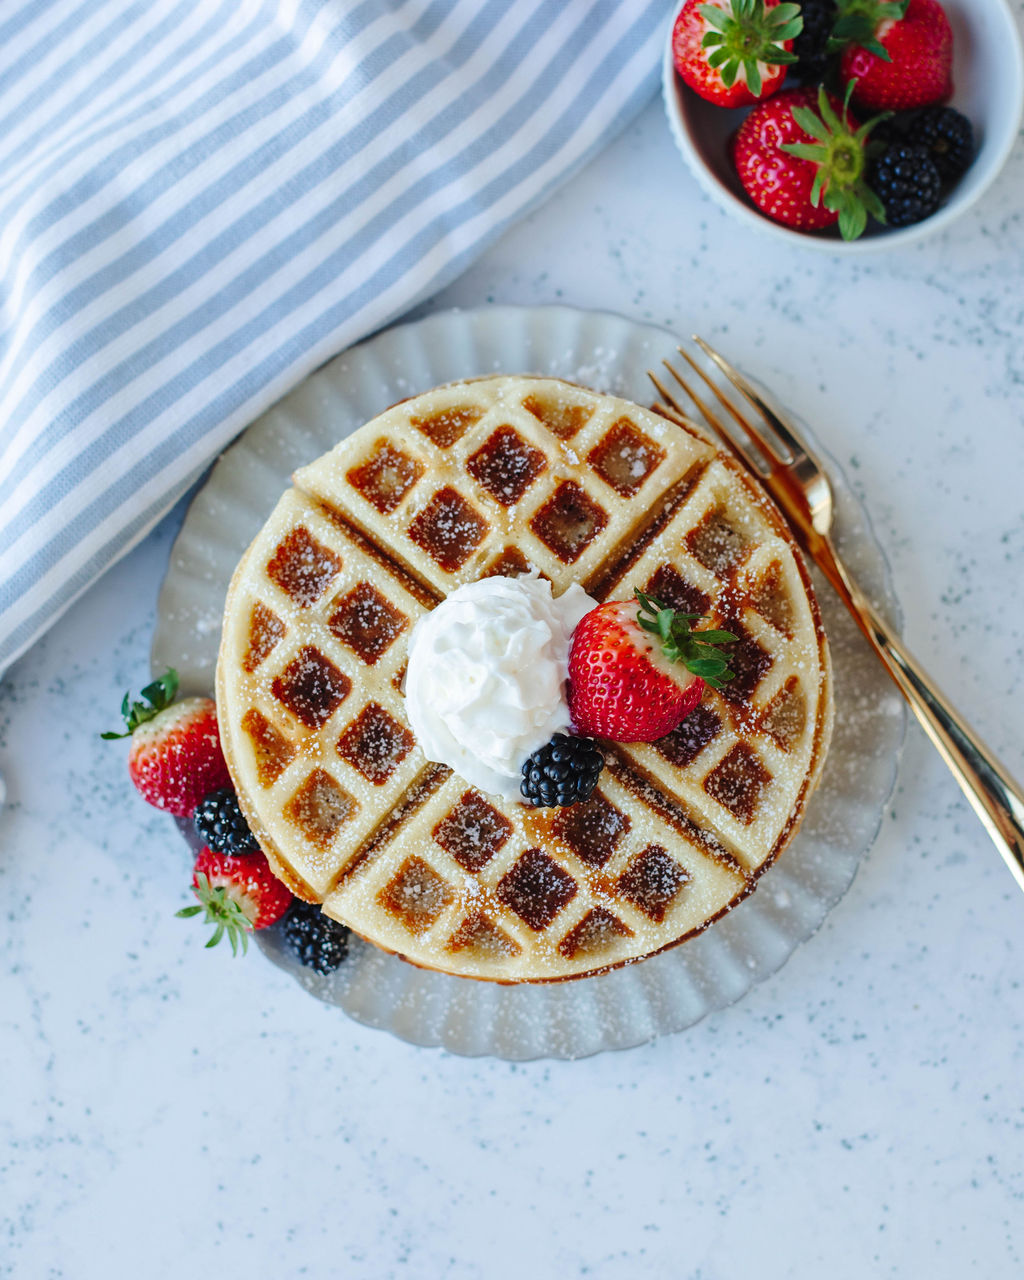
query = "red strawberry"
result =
(567, 590, 736, 743)
(836, 0, 952, 112)
(102, 669, 231, 817)
(732, 84, 886, 238)
(672, 0, 803, 109)
(176, 847, 293, 955)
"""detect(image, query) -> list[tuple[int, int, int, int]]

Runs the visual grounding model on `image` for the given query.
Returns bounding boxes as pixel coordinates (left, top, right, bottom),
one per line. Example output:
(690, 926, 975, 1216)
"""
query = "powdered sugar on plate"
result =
(152, 306, 906, 1060)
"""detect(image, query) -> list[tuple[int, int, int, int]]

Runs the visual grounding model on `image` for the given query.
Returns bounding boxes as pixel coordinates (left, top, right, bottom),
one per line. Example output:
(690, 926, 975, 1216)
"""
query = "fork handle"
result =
(817, 537, 1024, 891)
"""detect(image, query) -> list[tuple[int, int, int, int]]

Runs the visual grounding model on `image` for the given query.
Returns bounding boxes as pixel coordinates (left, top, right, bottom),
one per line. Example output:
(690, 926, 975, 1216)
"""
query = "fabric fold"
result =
(0, 0, 671, 671)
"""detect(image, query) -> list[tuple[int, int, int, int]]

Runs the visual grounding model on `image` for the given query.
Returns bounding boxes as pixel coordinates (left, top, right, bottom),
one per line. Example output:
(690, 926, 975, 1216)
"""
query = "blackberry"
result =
(870, 143, 942, 228)
(520, 733, 604, 809)
(865, 112, 906, 150)
(792, 0, 837, 83)
(193, 786, 258, 856)
(903, 107, 974, 183)
(283, 899, 351, 974)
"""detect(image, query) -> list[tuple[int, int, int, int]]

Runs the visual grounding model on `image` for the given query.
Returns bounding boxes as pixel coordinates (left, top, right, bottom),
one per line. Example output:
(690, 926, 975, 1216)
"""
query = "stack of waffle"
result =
(216, 376, 832, 982)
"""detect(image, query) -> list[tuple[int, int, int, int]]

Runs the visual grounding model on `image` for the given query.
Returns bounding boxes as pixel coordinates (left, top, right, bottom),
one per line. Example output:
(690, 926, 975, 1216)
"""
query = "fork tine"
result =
(647, 370, 699, 433)
(657, 357, 717, 429)
(648, 396, 693, 432)
(664, 350, 773, 476)
(652, 371, 747, 465)
(692, 336, 807, 466)
(673, 345, 779, 465)
(652, 373, 757, 478)
(649, 366, 767, 478)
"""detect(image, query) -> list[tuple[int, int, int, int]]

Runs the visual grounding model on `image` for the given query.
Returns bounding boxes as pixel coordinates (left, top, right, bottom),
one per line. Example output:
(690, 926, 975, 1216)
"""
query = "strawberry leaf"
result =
(694, 0, 804, 95)
(784, 142, 828, 162)
(861, 184, 887, 223)
(633, 590, 738, 685)
(816, 84, 843, 135)
(699, 4, 732, 32)
(178, 871, 253, 957)
(101, 667, 179, 738)
(827, 0, 909, 59)
(835, 194, 868, 241)
(778, 81, 890, 240)
(790, 107, 830, 141)
(693, 630, 740, 645)
(686, 657, 735, 678)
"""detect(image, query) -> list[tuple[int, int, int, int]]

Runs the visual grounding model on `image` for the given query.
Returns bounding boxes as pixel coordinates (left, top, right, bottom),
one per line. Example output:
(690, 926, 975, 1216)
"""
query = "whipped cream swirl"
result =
(404, 575, 597, 801)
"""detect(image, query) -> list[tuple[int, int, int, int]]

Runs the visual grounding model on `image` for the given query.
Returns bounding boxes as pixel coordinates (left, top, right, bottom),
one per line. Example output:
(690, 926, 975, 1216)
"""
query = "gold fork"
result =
(649, 337, 1024, 892)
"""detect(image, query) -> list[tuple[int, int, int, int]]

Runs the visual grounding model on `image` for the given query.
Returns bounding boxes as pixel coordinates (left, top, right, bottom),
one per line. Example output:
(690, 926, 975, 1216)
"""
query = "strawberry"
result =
(102, 669, 231, 817)
(732, 83, 886, 238)
(833, 0, 953, 112)
(176, 847, 293, 955)
(671, 0, 803, 109)
(567, 590, 736, 743)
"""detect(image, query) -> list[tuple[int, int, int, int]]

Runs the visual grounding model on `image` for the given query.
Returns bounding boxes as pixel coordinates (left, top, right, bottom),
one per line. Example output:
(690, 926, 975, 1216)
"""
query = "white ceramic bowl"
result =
(662, 0, 1024, 251)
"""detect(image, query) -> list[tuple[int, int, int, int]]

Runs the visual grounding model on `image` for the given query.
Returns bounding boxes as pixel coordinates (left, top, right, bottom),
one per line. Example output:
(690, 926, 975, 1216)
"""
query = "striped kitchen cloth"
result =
(0, 0, 672, 673)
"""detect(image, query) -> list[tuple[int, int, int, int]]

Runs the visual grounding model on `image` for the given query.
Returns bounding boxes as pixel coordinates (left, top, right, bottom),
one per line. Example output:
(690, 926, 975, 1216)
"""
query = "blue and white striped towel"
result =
(0, 0, 671, 673)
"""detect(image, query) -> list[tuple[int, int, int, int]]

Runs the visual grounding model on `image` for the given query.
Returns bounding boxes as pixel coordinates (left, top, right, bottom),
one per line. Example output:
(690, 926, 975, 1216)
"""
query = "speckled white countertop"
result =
(3, 69, 1024, 1280)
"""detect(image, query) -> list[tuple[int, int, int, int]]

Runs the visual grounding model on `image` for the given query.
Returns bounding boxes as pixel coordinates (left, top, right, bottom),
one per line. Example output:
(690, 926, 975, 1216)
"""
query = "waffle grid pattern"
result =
(217, 377, 831, 981)
(606, 460, 833, 875)
(323, 769, 747, 979)
(292, 378, 710, 598)
(218, 490, 431, 899)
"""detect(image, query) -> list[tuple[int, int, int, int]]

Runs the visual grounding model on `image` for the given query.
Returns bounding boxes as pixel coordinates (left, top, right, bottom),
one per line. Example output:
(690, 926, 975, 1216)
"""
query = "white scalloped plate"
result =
(153, 305, 906, 1060)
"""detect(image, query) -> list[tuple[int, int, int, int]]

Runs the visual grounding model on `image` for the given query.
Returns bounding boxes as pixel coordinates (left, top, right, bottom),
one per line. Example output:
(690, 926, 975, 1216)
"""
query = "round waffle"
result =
(216, 375, 833, 982)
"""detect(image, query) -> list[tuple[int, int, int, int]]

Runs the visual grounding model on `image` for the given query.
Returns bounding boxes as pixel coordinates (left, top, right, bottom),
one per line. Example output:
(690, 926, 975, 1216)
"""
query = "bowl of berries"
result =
(662, 0, 1024, 247)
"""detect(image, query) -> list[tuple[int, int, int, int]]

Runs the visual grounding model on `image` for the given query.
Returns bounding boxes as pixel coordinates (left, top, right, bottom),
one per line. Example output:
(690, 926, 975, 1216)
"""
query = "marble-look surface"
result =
(3, 43, 1024, 1280)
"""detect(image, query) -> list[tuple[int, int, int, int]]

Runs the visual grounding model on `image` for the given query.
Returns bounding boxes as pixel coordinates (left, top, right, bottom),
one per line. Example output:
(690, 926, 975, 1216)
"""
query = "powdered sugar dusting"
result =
(152, 307, 906, 1057)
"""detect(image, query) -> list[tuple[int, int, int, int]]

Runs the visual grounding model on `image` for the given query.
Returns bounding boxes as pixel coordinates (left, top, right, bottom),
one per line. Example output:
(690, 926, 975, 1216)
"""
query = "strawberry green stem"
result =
(633, 589, 737, 690)
(100, 668, 179, 739)
(779, 83, 889, 240)
(828, 0, 909, 60)
(698, 0, 803, 94)
(176, 872, 254, 957)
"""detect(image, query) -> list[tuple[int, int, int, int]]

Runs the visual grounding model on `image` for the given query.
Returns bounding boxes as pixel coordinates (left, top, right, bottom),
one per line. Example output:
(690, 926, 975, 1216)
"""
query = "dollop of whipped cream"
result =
(404, 575, 597, 801)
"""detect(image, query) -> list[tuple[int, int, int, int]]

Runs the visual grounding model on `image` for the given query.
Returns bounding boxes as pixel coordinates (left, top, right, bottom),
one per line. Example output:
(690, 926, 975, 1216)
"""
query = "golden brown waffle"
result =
(216, 375, 832, 982)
